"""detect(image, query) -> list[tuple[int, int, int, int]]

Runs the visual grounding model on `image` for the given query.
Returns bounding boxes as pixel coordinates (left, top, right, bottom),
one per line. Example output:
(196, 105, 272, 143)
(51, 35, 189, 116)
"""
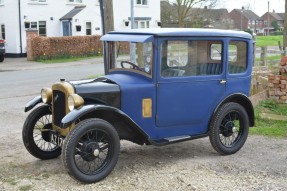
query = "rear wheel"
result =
(209, 102, 249, 155)
(62, 118, 120, 183)
(22, 105, 61, 159)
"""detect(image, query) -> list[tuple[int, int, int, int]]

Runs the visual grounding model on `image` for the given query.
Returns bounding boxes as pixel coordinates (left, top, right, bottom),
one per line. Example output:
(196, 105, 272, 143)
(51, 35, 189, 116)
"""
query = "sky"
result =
(220, 0, 285, 16)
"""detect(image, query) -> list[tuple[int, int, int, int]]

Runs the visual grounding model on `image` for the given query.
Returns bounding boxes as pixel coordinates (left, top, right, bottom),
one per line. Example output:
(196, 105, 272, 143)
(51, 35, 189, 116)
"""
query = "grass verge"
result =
(37, 55, 99, 64)
(250, 99, 287, 137)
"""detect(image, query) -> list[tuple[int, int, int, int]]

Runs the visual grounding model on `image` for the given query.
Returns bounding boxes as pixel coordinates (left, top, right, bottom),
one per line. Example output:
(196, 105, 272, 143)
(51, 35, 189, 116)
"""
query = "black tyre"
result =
(22, 105, 61, 159)
(209, 102, 249, 155)
(62, 119, 120, 183)
(0, 55, 4, 62)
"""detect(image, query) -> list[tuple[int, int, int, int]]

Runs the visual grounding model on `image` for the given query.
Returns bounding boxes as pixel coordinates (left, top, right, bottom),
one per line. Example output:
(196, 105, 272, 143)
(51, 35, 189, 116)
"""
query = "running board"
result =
(149, 134, 208, 146)
(164, 135, 191, 142)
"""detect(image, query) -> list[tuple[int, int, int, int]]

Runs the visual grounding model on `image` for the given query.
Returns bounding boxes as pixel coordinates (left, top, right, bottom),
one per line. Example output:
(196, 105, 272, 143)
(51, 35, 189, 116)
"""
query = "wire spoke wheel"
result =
(219, 111, 242, 147)
(74, 129, 112, 175)
(62, 119, 120, 183)
(22, 105, 61, 160)
(33, 114, 58, 152)
(209, 102, 249, 155)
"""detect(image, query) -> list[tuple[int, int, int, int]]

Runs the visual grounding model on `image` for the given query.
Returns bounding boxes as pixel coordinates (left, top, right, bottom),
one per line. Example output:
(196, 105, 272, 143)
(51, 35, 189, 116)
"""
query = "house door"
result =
(62, 21, 71, 36)
(156, 39, 226, 137)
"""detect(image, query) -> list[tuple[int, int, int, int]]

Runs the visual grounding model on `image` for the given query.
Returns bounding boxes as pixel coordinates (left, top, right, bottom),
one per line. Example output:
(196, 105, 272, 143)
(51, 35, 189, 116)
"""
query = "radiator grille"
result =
(53, 90, 66, 127)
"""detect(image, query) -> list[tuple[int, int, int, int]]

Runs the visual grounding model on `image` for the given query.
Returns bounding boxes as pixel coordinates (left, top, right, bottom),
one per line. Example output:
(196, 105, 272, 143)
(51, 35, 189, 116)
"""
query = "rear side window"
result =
(228, 41, 247, 74)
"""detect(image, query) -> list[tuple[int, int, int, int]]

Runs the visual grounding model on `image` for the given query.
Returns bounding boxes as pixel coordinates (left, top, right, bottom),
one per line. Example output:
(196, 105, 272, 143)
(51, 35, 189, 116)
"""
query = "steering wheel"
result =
(120, 61, 143, 72)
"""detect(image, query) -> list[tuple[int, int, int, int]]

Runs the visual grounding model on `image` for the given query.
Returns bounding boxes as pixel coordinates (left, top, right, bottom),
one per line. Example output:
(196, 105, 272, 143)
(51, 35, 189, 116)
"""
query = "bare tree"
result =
(173, 0, 218, 27)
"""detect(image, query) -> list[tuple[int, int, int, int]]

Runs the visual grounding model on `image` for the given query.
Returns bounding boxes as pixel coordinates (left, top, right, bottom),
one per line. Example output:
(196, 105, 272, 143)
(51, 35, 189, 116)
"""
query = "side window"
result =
(228, 41, 247, 74)
(161, 40, 222, 77)
(161, 41, 188, 77)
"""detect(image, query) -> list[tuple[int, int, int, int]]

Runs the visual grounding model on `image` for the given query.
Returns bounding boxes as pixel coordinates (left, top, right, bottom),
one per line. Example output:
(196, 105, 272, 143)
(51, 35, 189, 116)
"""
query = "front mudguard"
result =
(60, 105, 150, 144)
(24, 96, 42, 112)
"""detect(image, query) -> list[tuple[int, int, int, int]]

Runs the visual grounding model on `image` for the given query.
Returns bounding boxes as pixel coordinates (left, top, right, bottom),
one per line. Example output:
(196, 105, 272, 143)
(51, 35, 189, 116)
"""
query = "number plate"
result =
(50, 133, 64, 147)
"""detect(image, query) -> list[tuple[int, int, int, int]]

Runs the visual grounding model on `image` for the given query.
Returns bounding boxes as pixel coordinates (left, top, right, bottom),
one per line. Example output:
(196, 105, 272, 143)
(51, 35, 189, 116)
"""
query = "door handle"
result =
(220, 80, 227, 84)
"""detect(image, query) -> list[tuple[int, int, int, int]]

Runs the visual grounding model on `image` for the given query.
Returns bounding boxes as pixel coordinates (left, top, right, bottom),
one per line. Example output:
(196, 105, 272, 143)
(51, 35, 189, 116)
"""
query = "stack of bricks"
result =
(268, 56, 287, 103)
(268, 74, 287, 103)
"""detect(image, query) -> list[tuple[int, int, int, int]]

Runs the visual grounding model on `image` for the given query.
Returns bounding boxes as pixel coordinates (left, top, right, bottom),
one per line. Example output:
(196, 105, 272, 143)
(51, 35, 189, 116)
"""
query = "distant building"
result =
(186, 7, 234, 29)
(229, 8, 263, 34)
(160, 2, 234, 29)
(0, 0, 160, 57)
(261, 10, 284, 34)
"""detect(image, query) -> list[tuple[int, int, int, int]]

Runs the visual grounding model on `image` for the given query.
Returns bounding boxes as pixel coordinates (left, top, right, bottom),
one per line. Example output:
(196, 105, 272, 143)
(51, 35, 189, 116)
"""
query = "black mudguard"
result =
(24, 96, 42, 112)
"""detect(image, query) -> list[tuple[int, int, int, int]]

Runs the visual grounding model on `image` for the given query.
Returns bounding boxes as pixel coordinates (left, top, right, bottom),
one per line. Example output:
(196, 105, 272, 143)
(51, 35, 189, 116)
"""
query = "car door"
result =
(156, 38, 226, 137)
(226, 39, 252, 96)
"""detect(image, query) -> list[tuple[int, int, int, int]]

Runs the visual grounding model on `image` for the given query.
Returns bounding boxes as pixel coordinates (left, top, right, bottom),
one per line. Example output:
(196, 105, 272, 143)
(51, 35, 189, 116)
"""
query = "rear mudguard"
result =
(24, 96, 42, 112)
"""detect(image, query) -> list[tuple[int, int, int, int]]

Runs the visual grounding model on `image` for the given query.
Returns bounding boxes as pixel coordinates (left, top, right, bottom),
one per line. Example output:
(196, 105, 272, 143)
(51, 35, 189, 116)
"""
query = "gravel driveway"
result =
(0, 60, 286, 191)
(0, 128, 286, 190)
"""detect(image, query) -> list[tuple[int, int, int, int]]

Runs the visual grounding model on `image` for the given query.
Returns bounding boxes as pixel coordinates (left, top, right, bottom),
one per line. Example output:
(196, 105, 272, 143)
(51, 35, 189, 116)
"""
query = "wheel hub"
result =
(222, 121, 235, 137)
(80, 141, 99, 161)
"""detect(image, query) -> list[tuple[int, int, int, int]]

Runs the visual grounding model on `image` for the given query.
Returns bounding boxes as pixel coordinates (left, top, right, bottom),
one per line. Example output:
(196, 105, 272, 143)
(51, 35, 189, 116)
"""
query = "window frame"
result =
(38, 21, 47, 37)
(29, 0, 47, 3)
(68, 0, 83, 4)
(86, 22, 92, 35)
(136, 0, 148, 6)
(227, 40, 248, 75)
(0, 24, 5, 40)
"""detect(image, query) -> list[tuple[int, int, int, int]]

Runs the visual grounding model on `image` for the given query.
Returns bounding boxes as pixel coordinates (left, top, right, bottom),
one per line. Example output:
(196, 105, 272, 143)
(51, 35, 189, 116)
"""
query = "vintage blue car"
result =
(23, 28, 254, 183)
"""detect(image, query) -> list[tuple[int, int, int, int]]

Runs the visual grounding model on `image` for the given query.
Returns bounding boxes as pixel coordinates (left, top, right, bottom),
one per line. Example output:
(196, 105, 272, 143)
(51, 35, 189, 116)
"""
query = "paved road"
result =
(0, 58, 104, 133)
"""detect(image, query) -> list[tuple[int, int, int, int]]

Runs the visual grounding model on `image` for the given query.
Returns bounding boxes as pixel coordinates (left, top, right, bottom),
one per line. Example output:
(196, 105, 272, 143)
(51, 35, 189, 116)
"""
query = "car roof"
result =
(108, 28, 252, 39)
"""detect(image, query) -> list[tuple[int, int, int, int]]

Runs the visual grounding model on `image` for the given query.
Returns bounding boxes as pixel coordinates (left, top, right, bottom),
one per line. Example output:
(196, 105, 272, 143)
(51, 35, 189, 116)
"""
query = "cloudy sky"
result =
(220, 0, 285, 16)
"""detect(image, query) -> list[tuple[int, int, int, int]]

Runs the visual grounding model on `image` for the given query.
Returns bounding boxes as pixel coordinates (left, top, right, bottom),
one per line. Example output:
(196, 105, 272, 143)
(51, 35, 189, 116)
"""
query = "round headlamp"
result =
(41, 88, 52, 104)
(68, 94, 84, 111)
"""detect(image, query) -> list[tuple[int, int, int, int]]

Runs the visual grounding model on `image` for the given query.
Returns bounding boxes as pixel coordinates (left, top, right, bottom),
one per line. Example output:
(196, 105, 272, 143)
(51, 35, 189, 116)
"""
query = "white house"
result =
(0, 0, 161, 57)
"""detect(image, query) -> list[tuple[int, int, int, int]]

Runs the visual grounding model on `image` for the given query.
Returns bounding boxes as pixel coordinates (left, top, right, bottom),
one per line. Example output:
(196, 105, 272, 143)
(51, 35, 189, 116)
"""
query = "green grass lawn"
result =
(255, 35, 283, 47)
(250, 99, 287, 137)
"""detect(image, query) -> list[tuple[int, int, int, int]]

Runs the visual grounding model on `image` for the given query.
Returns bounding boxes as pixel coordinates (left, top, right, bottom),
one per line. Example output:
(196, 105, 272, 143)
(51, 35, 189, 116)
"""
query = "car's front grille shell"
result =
(53, 90, 66, 127)
(51, 81, 75, 133)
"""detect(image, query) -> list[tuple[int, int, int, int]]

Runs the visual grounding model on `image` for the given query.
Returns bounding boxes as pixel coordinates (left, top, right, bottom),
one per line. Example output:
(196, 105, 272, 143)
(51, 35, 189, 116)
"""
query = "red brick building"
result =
(229, 8, 263, 34)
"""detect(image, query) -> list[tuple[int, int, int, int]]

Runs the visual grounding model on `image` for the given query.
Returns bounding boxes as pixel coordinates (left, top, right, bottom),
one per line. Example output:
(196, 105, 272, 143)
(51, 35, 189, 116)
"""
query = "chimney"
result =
(273, 9, 275, 13)
(241, 6, 244, 10)
(204, 6, 207, 10)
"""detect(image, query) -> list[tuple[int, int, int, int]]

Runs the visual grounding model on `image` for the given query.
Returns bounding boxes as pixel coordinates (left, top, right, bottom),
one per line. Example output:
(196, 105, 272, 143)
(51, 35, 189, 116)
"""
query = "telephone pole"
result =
(99, 0, 114, 74)
(284, 0, 287, 55)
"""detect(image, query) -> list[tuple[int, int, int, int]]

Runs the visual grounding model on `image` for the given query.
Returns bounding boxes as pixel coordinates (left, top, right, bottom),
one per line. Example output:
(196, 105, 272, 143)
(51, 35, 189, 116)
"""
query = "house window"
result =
(30, 0, 47, 2)
(1, 25, 5, 39)
(30, 22, 38, 29)
(136, 0, 148, 5)
(135, 20, 150, 29)
(39, 21, 47, 36)
(68, 0, 82, 3)
(264, 20, 267, 25)
(0, 0, 4, 5)
(86, 22, 91, 35)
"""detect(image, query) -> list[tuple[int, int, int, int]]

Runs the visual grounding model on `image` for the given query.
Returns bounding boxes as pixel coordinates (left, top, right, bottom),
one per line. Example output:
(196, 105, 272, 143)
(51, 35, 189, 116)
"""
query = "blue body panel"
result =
(102, 28, 253, 141)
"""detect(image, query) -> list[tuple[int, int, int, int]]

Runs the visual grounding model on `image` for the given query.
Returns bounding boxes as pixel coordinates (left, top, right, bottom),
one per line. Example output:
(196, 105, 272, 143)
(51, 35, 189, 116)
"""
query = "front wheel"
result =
(62, 118, 120, 183)
(22, 105, 61, 159)
(209, 102, 249, 155)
